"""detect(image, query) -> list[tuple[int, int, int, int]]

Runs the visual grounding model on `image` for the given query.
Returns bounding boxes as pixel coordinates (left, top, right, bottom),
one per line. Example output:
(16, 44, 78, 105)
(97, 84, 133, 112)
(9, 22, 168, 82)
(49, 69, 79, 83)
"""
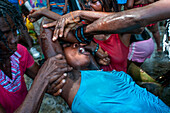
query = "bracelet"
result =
(92, 43, 99, 56)
(70, 12, 79, 24)
(80, 25, 91, 43)
(81, 24, 93, 44)
(75, 24, 93, 44)
(75, 26, 83, 43)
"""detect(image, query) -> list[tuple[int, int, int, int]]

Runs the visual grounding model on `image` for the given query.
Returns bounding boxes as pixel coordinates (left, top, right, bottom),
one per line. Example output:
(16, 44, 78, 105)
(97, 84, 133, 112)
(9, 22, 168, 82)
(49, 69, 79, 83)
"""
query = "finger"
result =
(58, 66, 73, 73)
(55, 54, 65, 59)
(53, 89, 62, 96)
(55, 58, 67, 63)
(58, 18, 66, 38)
(102, 58, 107, 62)
(30, 9, 37, 14)
(102, 58, 110, 65)
(47, 74, 67, 94)
(104, 51, 108, 56)
(50, 73, 67, 88)
(106, 57, 110, 61)
(98, 59, 108, 65)
(43, 21, 57, 28)
(53, 79, 66, 96)
(64, 27, 72, 38)
(80, 43, 87, 46)
(29, 18, 36, 23)
(64, 23, 77, 38)
(53, 27, 59, 41)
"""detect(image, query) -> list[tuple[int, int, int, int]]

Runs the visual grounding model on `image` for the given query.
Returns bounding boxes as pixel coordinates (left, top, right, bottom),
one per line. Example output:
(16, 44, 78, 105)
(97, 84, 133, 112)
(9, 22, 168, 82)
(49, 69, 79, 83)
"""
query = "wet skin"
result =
(126, 0, 162, 51)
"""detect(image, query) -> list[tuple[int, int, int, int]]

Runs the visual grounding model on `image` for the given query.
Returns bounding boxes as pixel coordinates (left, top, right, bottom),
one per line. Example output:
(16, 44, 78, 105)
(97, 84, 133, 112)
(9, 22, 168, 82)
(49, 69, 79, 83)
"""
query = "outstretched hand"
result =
(28, 7, 47, 23)
(43, 11, 81, 41)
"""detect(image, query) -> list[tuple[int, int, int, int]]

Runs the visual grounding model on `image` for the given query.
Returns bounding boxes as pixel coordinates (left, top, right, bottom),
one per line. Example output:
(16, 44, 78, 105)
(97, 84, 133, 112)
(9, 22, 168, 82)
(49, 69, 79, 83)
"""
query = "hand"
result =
(47, 73, 67, 96)
(28, 7, 47, 22)
(81, 41, 96, 52)
(82, 42, 110, 65)
(43, 11, 81, 41)
(97, 56, 110, 65)
(37, 54, 73, 86)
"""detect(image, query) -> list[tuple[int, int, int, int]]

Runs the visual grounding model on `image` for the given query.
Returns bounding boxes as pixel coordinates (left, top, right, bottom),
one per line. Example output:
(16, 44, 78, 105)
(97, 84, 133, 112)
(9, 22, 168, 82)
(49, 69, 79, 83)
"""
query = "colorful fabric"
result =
(0, 44, 34, 113)
(49, 0, 70, 15)
(128, 38, 154, 63)
(116, 0, 127, 4)
(72, 70, 170, 113)
(8, 0, 18, 3)
(8, 0, 20, 12)
(28, 0, 47, 8)
(94, 34, 129, 72)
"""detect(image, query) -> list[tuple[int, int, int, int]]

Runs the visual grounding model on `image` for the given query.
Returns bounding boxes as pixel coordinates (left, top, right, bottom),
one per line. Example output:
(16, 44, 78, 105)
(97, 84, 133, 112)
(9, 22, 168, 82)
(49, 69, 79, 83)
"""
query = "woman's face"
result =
(0, 15, 18, 60)
(86, 0, 104, 11)
(64, 43, 91, 69)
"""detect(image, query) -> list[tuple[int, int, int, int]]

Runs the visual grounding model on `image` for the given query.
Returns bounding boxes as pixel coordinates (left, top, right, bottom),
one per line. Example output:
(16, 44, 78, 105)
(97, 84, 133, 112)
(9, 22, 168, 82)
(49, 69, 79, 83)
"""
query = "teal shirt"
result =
(72, 70, 170, 113)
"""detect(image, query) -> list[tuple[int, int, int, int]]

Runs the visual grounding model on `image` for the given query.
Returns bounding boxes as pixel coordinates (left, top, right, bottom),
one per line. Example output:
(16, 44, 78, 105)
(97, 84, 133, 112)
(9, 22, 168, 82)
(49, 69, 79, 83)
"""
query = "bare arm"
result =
(84, 0, 170, 35)
(44, 0, 169, 39)
(28, 7, 61, 22)
(47, 0, 50, 10)
(40, 18, 100, 69)
(126, 0, 135, 9)
(63, 0, 68, 14)
(14, 54, 71, 113)
(25, 62, 39, 79)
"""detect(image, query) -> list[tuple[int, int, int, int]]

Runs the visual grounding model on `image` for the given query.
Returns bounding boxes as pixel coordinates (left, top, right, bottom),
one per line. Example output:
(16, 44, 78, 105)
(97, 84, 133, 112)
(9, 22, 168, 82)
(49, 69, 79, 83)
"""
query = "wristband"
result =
(75, 26, 83, 43)
(92, 43, 99, 56)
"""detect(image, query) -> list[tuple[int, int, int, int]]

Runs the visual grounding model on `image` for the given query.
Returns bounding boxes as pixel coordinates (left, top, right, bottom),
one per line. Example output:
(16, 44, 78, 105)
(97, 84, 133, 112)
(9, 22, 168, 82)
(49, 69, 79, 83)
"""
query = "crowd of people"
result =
(0, 0, 169, 113)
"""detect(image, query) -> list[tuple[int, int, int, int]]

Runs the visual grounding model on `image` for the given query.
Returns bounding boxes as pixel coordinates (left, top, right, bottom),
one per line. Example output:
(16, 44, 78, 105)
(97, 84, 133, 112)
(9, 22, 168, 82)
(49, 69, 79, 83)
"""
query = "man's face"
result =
(0, 14, 18, 60)
(64, 43, 91, 69)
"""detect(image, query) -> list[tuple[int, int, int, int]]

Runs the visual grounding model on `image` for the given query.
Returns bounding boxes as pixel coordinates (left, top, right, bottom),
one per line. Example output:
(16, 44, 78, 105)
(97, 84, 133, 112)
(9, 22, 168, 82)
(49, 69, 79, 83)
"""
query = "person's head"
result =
(0, 0, 25, 61)
(80, 0, 119, 12)
(63, 43, 91, 70)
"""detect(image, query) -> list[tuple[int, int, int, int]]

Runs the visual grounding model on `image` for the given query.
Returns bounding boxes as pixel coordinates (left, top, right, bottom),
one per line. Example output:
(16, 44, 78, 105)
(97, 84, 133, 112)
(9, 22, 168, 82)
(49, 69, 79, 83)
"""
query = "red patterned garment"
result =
(94, 34, 129, 72)
(0, 44, 34, 113)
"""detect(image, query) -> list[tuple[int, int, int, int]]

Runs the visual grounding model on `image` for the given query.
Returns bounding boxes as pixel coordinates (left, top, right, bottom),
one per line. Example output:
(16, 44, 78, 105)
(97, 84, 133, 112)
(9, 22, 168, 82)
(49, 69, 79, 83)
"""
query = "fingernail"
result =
(59, 34, 62, 37)
(63, 73, 67, 76)
(43, 24, 47, 27)
(59, 89, 62, 93)
(52, 37, 57, 41)
(62, 79, 66, 83)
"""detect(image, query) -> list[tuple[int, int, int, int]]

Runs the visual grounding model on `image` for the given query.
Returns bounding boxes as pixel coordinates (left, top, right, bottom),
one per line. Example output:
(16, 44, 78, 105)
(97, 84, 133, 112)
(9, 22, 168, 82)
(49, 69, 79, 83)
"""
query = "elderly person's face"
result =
(0, 14, 18, 60)
(64, 43, 91, 69)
